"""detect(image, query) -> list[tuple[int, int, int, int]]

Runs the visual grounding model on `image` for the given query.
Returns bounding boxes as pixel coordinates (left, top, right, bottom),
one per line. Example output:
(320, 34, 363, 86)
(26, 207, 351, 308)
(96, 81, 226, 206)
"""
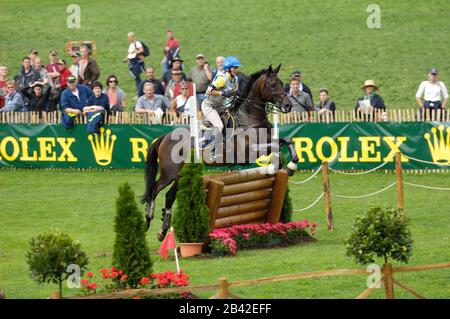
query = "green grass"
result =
(0, 169, 449, 298)
(0, 0, 449, 109)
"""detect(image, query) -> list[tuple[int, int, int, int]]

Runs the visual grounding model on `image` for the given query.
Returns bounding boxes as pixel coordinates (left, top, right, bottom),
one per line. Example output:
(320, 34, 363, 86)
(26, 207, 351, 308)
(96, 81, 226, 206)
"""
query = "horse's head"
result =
(261, 64, 292, 113)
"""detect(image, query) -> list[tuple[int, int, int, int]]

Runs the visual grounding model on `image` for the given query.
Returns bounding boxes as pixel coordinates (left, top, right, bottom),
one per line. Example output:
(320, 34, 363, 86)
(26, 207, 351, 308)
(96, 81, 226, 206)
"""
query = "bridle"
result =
(229, 73, 290, 118)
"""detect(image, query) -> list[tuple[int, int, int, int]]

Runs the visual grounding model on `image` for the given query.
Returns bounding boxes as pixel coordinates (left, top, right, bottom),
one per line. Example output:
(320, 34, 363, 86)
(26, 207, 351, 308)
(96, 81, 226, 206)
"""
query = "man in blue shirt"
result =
(0, 81, 25, 112)
(60, 75, 93, 129)
(85, 81, 110, 133)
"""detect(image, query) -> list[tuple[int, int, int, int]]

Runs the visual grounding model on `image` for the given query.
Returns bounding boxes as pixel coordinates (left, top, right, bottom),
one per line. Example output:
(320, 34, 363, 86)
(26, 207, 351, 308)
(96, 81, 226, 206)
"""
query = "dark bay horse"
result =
(142, 64, 300, 240)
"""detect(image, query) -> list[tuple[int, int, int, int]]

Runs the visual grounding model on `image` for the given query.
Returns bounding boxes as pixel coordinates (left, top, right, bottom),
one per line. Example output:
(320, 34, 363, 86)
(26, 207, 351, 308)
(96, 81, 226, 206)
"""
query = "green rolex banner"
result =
(0, 122, 448, 170)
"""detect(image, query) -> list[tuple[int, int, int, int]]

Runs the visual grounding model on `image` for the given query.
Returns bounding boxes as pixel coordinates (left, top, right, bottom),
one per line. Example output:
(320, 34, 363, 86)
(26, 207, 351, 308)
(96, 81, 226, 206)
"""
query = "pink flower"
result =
(140, 277, 150, 285)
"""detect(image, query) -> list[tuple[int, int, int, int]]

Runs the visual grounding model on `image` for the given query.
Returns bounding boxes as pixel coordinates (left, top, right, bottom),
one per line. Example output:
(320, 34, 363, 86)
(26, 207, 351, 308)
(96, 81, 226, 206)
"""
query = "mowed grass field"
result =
(0, 169, 449, 299)
(0, 0, 449, 109)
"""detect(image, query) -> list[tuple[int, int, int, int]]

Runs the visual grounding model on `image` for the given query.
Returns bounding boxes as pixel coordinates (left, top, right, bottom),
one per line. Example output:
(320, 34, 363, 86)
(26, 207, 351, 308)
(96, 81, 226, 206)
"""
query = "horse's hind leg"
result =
(157, 180, 178, 241)
(145, 177, 173, 231)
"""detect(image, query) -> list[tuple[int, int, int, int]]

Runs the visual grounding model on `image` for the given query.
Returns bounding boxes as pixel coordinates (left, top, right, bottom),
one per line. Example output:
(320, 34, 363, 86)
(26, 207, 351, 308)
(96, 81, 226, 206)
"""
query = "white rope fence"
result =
(330, 182, 398, 199)
(288, 165, 322, 185)
(288, 153, 450, 217)
(402, 154, 450, 166)
(292, 192, 324, 212)
(403, 182, 450, 191)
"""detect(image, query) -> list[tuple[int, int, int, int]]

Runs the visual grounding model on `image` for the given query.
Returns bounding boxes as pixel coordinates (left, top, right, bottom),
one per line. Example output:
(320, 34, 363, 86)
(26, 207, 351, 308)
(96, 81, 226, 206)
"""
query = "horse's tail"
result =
(141, 135, 165, 204)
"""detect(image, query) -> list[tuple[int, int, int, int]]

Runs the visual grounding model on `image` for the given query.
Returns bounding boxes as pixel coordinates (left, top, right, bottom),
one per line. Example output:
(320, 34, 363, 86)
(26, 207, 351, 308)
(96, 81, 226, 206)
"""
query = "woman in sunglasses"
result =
(0, 81, 24, 112)
(169, 82, 194, 116)
(104, 75, 126, 112)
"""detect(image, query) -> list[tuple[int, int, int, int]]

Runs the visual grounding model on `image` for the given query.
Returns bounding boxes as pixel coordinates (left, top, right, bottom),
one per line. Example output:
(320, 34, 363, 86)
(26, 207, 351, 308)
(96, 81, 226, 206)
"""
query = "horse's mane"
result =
(234, 69, 266, 109)
(238, 69, 265, 99)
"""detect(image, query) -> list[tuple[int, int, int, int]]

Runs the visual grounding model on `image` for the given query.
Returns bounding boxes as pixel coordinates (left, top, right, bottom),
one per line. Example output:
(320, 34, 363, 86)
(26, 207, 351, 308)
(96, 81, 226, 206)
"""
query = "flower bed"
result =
(208, 220, 317, 256)
(79, 267, 191, 299)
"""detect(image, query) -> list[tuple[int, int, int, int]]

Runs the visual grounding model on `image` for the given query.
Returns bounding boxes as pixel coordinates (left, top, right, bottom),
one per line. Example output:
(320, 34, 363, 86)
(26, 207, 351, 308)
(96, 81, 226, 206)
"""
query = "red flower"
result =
(120, 275, 128, 282)
(86, 271, 93, 278)
(140, 277, 150, 285)
(90, 283, 97, 290)
(100, 268, 107, 274)
(110, 271, 119, 279)
(80, 278, 89, 285)
(109, 267, 117, 273)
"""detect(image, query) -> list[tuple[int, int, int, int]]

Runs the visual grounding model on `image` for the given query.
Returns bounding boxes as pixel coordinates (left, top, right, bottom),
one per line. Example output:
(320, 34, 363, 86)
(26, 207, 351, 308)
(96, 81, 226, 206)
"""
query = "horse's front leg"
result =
(280, 138, 299, 176)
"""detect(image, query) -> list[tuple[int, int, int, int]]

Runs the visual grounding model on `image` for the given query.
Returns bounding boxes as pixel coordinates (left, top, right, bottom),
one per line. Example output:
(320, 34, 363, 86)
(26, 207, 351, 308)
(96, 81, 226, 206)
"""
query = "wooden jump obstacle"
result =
(203, 167, 289, 229)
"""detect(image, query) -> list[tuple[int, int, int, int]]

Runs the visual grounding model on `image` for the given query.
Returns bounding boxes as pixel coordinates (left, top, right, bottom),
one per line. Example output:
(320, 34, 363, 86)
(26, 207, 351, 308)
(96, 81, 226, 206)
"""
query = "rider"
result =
(200, 56, 241, 152)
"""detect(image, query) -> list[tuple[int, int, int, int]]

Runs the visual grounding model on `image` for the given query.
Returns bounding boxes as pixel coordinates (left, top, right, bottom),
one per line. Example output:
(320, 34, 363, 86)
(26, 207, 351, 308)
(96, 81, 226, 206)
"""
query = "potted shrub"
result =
(172, 162, 210, 257)
(26, 229, 89, 298)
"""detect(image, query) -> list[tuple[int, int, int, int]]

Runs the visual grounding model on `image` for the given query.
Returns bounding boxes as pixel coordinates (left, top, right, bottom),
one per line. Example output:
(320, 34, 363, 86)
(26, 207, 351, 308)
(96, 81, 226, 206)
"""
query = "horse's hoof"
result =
(157, 231, 165, 242)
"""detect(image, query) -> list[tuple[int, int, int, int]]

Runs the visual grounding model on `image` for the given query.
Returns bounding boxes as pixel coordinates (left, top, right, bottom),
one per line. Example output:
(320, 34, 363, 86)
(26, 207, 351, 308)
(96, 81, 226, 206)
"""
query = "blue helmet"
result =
(223, 56, 242, 70)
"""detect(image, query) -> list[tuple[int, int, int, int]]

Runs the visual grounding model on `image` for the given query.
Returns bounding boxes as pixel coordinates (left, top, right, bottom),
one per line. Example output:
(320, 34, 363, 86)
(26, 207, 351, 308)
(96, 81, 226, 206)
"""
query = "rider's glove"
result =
(221, 90, 232, 98)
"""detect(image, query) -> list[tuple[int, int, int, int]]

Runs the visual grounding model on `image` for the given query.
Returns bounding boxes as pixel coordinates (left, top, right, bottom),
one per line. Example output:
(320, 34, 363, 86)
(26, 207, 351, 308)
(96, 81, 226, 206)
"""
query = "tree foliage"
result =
(172, 162, 210, 243)
(346, 206, 413, 265)
(26, 229, 88, 297)
(113, 182, 152, 287)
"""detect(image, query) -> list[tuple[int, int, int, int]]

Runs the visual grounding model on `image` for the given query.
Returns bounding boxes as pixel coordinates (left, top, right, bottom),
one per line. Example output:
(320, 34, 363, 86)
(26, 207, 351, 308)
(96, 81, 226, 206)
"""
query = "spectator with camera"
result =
(288, 77, 313, 113)
(284, 70, 313, 104)
(104, 75, 127, 112)
(188, 53, 212, 106)
(138, 67, 165, 97)
(78, 45, 100, 88)
(169, 82, 195, 117)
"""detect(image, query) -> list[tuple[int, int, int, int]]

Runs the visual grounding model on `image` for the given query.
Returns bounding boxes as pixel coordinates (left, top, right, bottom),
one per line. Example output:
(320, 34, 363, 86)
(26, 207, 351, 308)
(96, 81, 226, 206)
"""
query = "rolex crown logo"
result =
(424, 125, 450, 165)
(88, 127, 117, 166)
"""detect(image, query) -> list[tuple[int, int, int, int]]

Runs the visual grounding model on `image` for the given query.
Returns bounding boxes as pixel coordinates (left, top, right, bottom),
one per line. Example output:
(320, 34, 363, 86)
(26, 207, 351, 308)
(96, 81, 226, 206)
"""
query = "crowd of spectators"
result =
(0, 29, 448, 132)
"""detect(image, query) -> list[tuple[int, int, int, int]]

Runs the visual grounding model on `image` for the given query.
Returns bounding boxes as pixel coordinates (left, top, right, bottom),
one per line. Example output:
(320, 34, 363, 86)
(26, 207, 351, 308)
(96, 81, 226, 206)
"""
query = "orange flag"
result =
(159, 227, 177, 259)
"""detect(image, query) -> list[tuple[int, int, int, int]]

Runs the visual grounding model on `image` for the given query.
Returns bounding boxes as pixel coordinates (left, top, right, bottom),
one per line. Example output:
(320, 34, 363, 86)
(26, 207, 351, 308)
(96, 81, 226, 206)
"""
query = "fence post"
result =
(218, 277, 230, 298)
(266, 169, 289, 225)
(395, 152, 404, 209)
(322, 161, 334, 231)
(205, 179, 224, 230)
(383, 263, 395, 299)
